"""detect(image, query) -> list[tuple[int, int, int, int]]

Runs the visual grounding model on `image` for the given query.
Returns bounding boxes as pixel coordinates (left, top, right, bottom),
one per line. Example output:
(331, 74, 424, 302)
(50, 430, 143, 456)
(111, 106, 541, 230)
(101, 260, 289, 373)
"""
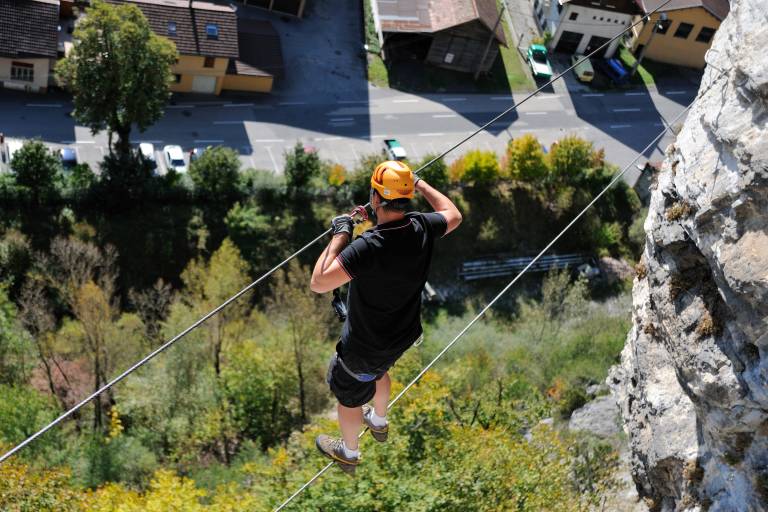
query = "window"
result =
(674, 22, 694, 39)
(203, 56, 215, 68)
(696, 26, 716, 43)
(206, 23, 218, 39)
(167, 21, 177, 35)
(655, 18, 672, 34)
(173, 74, 182, 83)
(569, 11, 578, 20)
(10, 62, 34, 82)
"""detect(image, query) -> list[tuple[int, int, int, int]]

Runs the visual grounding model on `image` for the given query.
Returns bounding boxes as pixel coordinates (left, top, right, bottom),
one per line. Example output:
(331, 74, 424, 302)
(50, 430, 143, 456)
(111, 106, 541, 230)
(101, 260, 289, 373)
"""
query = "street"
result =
(0, 83, 695, 186)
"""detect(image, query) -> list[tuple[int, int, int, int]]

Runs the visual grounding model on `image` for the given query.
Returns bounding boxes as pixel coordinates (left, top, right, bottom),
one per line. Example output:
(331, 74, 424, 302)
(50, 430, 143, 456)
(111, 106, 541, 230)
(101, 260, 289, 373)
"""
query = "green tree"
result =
(504, 134, 548, 182)
(450, 150, 500, 186)
(0, 286, 31, 386)
(547, 135, 595, 184)
(284, 143, 321, 197)
(416, 154, 449, 190)
(225, 201, 295, 272)
(10, 140, 61, 204)
(55, 0, 177, 157)
(189, 146, 241, 202)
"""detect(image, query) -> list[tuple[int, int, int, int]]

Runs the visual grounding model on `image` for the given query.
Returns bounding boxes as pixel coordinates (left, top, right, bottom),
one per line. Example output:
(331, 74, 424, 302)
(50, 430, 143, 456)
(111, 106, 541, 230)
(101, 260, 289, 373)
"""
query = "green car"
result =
(527, 44, 553, 79)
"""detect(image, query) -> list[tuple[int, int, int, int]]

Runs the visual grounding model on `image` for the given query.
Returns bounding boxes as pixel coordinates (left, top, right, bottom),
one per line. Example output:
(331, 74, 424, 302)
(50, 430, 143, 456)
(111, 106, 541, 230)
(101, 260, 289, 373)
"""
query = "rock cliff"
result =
(608, 0, 768, 510)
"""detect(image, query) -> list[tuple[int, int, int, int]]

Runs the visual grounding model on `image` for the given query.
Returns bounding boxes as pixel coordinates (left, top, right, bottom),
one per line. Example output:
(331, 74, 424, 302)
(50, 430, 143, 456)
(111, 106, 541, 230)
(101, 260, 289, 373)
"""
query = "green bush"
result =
(450, 150, 500, 186)
(189, 146, 241, 202)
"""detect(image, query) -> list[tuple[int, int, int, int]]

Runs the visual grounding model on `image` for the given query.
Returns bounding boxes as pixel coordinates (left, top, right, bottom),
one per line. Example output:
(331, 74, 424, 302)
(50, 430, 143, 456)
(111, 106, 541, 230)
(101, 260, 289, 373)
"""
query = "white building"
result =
(547, 0, 642, 58)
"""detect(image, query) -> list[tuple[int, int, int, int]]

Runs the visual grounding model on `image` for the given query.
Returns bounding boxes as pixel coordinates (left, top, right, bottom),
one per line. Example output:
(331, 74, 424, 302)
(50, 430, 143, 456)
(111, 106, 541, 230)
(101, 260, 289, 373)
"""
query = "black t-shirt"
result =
(336, 212, 447, 369)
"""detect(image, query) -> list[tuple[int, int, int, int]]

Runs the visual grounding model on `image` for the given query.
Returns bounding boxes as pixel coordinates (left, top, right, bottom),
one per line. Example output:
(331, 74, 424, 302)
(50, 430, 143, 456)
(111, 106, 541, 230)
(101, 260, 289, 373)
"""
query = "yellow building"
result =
(0, 0, 60, 94)
(630, 0, 730, 69)
(113, 0, 283, 94)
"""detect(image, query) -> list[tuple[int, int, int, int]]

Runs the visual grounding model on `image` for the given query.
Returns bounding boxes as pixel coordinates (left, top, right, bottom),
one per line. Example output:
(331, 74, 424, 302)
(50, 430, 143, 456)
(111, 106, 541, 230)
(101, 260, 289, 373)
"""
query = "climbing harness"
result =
(0, 0, 681, 468)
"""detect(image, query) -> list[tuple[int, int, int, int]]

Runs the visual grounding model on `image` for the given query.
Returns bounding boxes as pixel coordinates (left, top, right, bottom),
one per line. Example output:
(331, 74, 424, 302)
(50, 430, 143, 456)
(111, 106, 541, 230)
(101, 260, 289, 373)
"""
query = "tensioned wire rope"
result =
(0, 0, 674, 466)
(273, 67, 730, 510)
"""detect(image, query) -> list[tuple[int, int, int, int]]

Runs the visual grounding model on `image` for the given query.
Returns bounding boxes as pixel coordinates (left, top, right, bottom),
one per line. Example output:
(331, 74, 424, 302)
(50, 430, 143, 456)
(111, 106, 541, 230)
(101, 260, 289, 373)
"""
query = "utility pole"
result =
(475, 2, 506, 81)
(631, 12, 667, 76)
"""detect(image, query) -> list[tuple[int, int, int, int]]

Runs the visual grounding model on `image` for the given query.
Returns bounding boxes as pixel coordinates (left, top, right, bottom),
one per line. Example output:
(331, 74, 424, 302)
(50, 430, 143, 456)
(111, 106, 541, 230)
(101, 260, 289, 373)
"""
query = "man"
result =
(310, 160, 462, 474)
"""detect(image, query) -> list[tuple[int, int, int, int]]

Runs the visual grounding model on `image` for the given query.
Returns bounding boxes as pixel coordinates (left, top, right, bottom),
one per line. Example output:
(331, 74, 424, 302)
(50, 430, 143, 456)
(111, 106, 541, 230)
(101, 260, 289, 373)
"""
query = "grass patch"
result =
(618, 46, 654, 86)
(367, 53, 389, 87)
(362, 0, 380, 53)
(497, 7, 534, 91)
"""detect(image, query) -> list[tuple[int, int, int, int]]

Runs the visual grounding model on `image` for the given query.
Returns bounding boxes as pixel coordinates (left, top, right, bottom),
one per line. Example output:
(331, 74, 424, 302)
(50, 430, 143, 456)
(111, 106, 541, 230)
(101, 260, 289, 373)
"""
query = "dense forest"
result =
(0, 133, 644, 510)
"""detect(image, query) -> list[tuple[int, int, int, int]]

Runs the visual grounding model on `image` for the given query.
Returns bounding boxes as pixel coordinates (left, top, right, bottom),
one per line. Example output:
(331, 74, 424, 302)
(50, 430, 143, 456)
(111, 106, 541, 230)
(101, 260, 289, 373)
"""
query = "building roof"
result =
(0, 0, 60, 59)
(377, 0, 506, 45)
(563, 0, 642, 16)
(635, 0, 730, 20)
(109, 0, 239, 58)
(227, 19, 284, 78)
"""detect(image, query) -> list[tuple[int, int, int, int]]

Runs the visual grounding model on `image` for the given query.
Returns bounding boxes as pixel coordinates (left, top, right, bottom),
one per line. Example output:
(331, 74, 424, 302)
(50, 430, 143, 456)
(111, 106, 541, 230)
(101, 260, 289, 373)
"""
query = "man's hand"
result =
(331, 214, 354, 239)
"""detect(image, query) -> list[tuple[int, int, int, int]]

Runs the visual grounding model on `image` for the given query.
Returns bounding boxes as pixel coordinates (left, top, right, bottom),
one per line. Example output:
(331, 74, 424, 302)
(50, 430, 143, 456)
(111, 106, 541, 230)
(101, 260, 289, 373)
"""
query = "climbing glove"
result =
(331, 214, 354, 239)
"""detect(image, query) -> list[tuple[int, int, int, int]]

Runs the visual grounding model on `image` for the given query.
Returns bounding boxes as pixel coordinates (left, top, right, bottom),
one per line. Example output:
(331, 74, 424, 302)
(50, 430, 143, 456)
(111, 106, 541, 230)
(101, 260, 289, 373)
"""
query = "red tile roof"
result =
(0, 0, 59, 58)
(635, 0, 730, 20)
(227, 19, 284, 78)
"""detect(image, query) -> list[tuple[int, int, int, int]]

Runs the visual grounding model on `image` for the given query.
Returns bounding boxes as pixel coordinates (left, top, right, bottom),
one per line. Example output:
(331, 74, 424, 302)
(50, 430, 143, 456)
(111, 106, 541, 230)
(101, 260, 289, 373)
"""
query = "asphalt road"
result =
(0, 84, 696, 185)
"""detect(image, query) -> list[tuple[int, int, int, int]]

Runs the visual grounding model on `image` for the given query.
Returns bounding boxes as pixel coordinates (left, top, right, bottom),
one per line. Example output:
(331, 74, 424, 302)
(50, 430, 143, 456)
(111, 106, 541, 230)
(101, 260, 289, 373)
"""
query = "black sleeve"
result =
(336, 236, 375, 279)
(420, 212, 448, 239)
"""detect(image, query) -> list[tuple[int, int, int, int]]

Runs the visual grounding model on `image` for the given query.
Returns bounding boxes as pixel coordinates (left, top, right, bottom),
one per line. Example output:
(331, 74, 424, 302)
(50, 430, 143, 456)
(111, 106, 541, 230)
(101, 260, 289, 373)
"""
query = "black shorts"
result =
(326, 341, 412, 408)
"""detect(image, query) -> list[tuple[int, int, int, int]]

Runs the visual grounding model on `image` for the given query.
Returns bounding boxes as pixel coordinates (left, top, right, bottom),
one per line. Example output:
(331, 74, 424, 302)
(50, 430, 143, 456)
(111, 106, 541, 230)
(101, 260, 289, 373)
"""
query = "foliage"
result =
(225, 201, 295, 272)
(284, 143, 322, 197)
(415, 154, 449, 191)
(10, 140, 62, 205)
(504, 134, 548, 182)
(0, 385, 60, 455)
(189, 146, 241, 202)
(449, 150, 500, 186)
(0, 451, 83, 511)
(547, 135, 595, 184)
(55, 0, 177, 156)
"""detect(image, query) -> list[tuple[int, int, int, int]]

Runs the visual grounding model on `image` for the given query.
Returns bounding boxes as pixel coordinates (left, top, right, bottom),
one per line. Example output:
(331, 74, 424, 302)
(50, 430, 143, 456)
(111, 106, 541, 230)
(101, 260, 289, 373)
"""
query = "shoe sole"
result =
(315, 438, 357, 475)
(368, 427, 388, 443)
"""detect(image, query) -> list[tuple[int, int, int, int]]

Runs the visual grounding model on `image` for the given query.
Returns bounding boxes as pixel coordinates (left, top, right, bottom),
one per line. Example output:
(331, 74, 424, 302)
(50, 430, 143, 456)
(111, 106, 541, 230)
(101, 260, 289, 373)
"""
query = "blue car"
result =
(59, 147, 78, 169)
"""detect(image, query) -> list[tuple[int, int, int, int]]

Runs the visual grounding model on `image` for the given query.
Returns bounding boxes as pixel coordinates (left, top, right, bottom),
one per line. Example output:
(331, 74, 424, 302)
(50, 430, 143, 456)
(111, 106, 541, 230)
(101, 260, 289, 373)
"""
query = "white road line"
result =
(351, 145, 359, 160)
(26, 103, 62, 108)
(524, 111, 548, 115)
(337, 100, 368, 104)
(490, 96, 512, 101)
(213, 121, 243, 124)
(224, 103, 254, 107)
(428, 142, 437, 153)
(582, 93, 604, 97)
(432, 114, 457, 118)
(409, 143, 420, 160)
(75, 141, 95, 144)
(532, 94, 560, 99)
(249, 157, 256, 168)
(279, 101, 307, 105)
(418, 133, 444, 137)
(393, 99, 418, 103)
(371, 134, 387, 139)
(624, 92, 646, 96)
(167, 105, 195, 109)
(317, 137, 342, 141)
(138, 140, 164, 143)
(194, 139, 224, 143)
(442, 97, 467, 102)
(329, 118, 354, 122)
(610, 124, 633, 129)
(665, 91, 687, 95)
(60, 141, 75, 144)
(253, 138, 285, 143)
(265, 146, 279, 172)
(653, 122, 666, 127)
(613, 108, 641, 112)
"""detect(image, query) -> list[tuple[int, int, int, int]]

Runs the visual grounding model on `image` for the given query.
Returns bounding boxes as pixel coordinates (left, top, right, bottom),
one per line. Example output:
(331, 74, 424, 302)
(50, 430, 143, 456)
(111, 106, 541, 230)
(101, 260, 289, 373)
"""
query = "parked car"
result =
(4, 139, 24, 168)
(570, 54, 594, 83)
(383, 138, 407, 161)
(59, 147, 78, 169)
(163, 145, 187, 173)
(189, 146, 208, 163)
(138, 143, 157, 170)
(592, 57, 629, 85)
(527, 44, 553, 79)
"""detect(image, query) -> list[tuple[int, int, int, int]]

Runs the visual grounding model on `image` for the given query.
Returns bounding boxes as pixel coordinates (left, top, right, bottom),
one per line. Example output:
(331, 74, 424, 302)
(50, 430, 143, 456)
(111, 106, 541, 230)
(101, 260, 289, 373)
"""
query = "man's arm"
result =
(310, 217, 353, 294)
(415, 179, 462, 234)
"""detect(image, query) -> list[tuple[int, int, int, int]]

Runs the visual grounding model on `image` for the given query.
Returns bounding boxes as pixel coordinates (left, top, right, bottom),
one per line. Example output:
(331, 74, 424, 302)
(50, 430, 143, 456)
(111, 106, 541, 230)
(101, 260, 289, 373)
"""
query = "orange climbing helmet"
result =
(370, 160, 414, 201)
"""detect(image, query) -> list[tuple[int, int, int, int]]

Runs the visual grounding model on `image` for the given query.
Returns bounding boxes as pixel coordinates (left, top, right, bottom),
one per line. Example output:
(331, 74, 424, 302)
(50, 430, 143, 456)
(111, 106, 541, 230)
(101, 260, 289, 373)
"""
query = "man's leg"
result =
(337, 403, 363, 450)
(373, 372, 391, 417)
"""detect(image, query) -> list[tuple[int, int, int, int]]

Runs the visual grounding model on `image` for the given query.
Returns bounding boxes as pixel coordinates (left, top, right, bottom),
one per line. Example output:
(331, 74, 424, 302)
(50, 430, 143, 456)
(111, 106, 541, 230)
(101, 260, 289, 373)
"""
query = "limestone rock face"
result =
(608, 1, 768, 510)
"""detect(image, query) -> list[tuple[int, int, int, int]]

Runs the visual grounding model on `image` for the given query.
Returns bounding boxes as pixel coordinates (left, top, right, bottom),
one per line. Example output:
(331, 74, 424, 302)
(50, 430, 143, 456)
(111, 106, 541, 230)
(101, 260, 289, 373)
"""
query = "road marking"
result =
(653, 122, 666, 127)
(418, 132, 444, 137)
(351, 145, 359, 160)
(194, 139, 224, 143)
(317, 137, 342, 141)
(213, 121, 243, 124)
(666, 90, 687, 95)
(138, 140, 164, 143)
(409, 143, 420, 160)
(610, 124, 633, 129)
(532, 94, 560, 99)
(75, 141, 95, 144)
(491, 96, 512, 101)
(613, 108, 641, 112)
(624, 92, 646, 96)
(442, 97, 467, 102)
(249, 156, 256, 168)
(432, 114, 456, 118)
(582, 93, 604, 97)
(224, 103, 254, 107)
(371, 134, 387, 139)
(167, 105, 195, 109)
(337, 100, 368, 104)
(264, 146, 279, 172)
(253, 138, 285, 143)
(524, 111, 548, 115)
(393, 99, 418, 103)
(279, 101, 307, 105)
(329, 118, 354, 122)
(26, 103, 62, 107)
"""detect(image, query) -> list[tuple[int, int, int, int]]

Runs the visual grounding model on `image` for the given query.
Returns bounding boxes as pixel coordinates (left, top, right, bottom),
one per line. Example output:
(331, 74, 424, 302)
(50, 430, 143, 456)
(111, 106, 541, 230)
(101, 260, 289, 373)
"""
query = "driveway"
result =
(235, 0, 368, 101)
